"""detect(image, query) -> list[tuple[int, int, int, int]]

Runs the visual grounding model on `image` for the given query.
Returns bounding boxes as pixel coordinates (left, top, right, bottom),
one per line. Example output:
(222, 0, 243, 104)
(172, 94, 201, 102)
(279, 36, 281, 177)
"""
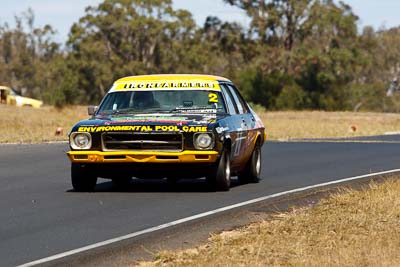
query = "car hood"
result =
(71, 113, 225, 133)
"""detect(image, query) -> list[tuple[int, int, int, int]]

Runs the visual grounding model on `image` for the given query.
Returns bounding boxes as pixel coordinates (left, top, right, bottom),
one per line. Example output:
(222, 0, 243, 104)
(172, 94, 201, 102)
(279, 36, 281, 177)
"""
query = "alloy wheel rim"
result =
(225, 154, 231, 181)
(255, 148, 261, 176)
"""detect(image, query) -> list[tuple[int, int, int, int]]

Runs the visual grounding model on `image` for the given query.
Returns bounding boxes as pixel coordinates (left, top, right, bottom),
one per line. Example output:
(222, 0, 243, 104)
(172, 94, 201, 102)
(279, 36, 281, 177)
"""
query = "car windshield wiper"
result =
(104, 106, 227, 115)
(173, 106, 221, 112)
(109, 107, 174, 115)
(171, 106, 228, 115)
(104, 109, 139, 115)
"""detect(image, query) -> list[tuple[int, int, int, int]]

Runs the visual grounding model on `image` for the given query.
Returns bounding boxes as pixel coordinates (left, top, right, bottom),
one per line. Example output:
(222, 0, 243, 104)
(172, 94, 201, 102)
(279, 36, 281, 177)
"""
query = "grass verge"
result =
(2, 106, 400, 143)
(0, 105, 87, 143)
(137, 178, 400, 267)
(261, 111, 400, 140)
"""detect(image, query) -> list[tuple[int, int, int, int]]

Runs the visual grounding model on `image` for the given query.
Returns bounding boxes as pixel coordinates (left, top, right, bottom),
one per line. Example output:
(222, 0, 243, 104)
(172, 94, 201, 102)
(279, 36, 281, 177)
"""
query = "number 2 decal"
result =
(208, 93, 218, 103)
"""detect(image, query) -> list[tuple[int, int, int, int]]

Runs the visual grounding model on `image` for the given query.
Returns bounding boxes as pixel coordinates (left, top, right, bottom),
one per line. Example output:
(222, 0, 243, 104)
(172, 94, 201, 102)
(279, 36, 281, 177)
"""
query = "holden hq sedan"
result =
(67, 74, 266, 191)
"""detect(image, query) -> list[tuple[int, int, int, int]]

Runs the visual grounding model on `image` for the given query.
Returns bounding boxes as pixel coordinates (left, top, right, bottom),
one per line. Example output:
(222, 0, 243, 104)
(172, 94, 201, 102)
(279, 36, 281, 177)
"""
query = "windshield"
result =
(97, 90, 227, 115)
(10, 88, 20, 96)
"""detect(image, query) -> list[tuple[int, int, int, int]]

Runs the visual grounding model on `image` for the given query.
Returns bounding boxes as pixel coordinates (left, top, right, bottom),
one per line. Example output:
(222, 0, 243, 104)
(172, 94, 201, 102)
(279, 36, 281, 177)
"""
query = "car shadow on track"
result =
(67, 178, 243, 193)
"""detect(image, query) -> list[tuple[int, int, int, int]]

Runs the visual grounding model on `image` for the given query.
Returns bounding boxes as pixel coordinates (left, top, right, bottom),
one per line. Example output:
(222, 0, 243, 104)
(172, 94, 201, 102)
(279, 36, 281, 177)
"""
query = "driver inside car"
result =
(132, 91, 160, 109)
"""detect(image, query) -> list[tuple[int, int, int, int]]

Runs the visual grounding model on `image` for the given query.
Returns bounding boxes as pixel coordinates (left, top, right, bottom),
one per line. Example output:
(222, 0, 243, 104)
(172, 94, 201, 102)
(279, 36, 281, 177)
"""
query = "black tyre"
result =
(208, 149, 231, 191)
(166, 176, 180, 184)
(71, 163, 97, 192)
(112, 177, 132, 190)
(238, 142, 261, 184)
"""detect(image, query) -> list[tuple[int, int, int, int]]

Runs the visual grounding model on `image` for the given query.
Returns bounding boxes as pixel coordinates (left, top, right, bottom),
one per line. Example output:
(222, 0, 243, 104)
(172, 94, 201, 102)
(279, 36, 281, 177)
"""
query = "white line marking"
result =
(384, 131, 400, 135)
(18, 168, 400, 267)
(0, 141, 68, 146)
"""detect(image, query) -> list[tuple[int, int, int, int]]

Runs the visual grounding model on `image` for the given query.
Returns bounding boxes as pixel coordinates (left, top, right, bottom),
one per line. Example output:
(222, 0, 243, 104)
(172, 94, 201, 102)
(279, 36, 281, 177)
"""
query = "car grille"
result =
(102, 132, 183, 151)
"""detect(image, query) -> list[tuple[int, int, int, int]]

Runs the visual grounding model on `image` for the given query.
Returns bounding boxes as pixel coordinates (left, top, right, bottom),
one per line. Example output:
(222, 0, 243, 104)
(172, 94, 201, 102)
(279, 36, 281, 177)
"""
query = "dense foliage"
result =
(1, 0, 400, 111)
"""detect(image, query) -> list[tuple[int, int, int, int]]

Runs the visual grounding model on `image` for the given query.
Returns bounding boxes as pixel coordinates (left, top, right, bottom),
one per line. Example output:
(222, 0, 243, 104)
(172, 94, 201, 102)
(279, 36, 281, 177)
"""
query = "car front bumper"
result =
(67, 150, 219, 164)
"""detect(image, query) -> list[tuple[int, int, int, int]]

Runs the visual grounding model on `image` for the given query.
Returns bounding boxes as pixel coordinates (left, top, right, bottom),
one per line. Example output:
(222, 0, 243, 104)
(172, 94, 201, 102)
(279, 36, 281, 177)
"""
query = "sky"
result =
(0, 0, 399, 43)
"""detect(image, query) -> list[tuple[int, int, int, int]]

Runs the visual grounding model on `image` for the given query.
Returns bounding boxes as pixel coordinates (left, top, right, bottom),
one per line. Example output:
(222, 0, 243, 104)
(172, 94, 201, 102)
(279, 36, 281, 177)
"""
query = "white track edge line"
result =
(17, 168, 400, 267)
(0, 141, 68, 146)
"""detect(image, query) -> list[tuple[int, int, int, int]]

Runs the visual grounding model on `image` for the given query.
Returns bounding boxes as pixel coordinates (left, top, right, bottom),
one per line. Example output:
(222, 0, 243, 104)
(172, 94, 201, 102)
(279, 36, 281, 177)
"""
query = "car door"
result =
(220, 83, 249, 168)
(225, 84, 255, 164)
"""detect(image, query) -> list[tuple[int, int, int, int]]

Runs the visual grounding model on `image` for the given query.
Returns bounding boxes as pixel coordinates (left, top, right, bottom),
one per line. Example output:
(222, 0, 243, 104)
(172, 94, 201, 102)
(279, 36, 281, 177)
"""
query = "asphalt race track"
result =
(1, 138, 400, 266)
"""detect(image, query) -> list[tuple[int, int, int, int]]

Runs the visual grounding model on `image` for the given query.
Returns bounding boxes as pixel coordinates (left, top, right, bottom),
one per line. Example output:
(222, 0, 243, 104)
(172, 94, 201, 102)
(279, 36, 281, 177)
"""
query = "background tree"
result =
(0, 0, 400, 111)
(67, 0, 203, 103)
(0, 9, 68, 105)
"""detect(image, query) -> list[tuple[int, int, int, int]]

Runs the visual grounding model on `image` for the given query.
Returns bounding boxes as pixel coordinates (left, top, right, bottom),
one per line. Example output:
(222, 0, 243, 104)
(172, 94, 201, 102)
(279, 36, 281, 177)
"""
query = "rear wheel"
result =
(71, 163, 97, 192)
(238, 142, 261, 184)
(208, 149, 231, 191)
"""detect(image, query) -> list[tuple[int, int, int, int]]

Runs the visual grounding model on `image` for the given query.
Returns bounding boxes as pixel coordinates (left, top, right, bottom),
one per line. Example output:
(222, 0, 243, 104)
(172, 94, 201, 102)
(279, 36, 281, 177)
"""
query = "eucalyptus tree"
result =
(225, 0, 363, 110)
(0, 9, 60, 101)
(67, 0, 199, 103)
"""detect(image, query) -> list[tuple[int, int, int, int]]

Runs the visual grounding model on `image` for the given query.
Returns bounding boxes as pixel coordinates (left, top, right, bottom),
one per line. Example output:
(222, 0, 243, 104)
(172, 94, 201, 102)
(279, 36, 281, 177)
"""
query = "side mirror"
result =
(88, 106, 98, 116)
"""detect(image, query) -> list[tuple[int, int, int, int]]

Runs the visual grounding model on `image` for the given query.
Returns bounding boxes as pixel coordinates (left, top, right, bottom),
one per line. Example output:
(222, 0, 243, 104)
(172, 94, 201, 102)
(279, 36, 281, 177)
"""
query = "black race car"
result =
(67, 74, 266, 191)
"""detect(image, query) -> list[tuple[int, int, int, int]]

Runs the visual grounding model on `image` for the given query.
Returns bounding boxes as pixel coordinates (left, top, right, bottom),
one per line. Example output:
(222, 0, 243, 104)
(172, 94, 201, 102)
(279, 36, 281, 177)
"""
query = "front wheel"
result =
(238, 142, 261, 184)
(71, 163, 97, 192)
(208, 149, 231, 191)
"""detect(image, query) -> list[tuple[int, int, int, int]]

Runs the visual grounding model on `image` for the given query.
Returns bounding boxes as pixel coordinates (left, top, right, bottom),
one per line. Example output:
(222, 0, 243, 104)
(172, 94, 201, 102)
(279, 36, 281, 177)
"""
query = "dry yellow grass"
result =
(2, 106, 400, 143)
(261, 111, 400, 140)
(0, 105, 88, 143)
(137, 178, 400, 267)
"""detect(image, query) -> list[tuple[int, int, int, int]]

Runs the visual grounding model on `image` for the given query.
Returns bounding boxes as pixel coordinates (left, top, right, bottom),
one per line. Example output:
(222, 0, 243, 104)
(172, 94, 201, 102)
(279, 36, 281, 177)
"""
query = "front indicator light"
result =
(88, 155, 98, 162)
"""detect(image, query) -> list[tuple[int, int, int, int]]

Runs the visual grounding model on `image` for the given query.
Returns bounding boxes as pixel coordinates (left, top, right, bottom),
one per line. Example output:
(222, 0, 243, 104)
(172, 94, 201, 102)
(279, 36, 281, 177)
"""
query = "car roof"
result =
(115, 74, 231, 83)
(111, 74, 231, 92)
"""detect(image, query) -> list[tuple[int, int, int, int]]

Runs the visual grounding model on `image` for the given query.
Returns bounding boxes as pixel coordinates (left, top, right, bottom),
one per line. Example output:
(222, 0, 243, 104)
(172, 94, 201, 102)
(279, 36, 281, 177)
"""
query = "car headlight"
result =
(194, 133, 214, 150)
(70, 132, 92, 150)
